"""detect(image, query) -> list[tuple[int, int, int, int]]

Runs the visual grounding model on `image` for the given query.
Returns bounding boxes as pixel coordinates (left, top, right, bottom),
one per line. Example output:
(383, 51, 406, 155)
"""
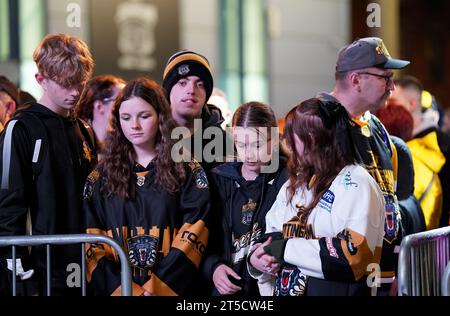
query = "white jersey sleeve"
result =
(284, 165, 385, 281)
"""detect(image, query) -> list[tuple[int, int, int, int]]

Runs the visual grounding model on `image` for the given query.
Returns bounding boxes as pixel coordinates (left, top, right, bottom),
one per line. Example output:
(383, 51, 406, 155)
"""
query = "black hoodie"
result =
(188, 104, 230, 172)
(0, 102, 96, 292)
(204, 157, 288, 296)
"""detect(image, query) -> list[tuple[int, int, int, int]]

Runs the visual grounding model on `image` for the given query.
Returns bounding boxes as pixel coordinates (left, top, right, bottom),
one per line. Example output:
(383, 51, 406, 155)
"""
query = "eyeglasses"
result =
(357, 72, 393, 85)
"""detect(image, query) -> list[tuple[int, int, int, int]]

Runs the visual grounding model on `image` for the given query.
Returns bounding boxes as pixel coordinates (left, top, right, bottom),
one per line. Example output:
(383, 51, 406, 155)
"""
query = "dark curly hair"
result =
(98, 77, 185, 199)
(283, 98, 353, 214)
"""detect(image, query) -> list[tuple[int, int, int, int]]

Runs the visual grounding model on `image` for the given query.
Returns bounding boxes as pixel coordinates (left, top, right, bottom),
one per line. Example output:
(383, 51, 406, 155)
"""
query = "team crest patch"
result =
(241, 199, 257, 225)
(135, 171, 149, 187)
(384, 201, 398, 244)
(361, 125, 371, 138)
(275, 265, 308, 296)
(318, 190, 335, 213)
(178, 64, 190, 76)
(337, 229, 358, 255)
(128, 235, 159, 270)
(189, 160, 209, 189)
(83, 169, 99, 200)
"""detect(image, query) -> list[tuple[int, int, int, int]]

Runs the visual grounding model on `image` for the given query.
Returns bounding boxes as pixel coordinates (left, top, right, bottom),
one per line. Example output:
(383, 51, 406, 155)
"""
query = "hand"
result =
(249, 237, 280, 276)
(143, 291, 154, 296)
(212, 264, 242, 295)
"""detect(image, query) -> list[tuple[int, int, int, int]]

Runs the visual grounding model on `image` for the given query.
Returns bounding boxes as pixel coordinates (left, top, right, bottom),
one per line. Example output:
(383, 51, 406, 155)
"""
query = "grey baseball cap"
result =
(336, 37, 410, 72)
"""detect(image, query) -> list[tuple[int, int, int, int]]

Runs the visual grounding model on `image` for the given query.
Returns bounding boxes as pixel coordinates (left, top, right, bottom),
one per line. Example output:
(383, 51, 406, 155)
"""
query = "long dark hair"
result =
(283, 98, 354, 213)
(99, 77, 185, 199)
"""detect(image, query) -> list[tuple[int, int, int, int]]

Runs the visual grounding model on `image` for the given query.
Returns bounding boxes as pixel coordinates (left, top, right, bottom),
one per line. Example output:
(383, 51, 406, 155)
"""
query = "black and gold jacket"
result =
(83, 160, 210, 296)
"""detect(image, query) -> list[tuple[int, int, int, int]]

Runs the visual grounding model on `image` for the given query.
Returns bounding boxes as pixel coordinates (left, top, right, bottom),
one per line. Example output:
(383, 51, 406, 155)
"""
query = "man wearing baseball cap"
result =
(316, 37, 410, 296)
(0, 76, 19, 132)
(162, 50, 227, 170)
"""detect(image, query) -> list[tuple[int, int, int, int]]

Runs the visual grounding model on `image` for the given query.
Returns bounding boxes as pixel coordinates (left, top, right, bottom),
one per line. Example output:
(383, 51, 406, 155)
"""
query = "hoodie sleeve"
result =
(201, 171, 230, 284)
(141, 161, 211, 296)
(0, 120, 33, 259)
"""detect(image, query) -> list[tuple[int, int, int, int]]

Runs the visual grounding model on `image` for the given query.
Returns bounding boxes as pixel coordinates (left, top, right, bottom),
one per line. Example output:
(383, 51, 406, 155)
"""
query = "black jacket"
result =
(186, 104, 230, 172)
(0, 103, 96, 290)
(204, 157, 288, 296)
(391, 136, 426, 235)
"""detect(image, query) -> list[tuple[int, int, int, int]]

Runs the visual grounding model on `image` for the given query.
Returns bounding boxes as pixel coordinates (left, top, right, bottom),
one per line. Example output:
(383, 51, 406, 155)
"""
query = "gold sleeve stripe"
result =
(390, 138, 398, 184)
(339, 229, 375, 281)
(86, 228, 118, 282)
(111, 282, 145, 297)
(162, 227, 171, 256)
(381, 271, 396, 278)
(142, 274, 177, 296)
(373, 246, 382, 265)
(171, 220, 209, 268)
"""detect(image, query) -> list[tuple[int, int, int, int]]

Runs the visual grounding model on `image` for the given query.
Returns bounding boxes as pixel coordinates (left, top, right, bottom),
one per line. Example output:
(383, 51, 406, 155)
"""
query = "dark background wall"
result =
(352, 0, 450, 109)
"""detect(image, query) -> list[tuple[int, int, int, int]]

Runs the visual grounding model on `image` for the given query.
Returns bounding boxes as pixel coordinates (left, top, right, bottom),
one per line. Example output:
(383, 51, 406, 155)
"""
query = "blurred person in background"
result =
(76, 75, 125, 153)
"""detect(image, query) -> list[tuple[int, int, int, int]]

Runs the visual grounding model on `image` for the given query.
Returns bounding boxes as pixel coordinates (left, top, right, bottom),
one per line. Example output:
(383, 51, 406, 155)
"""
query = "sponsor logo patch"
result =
(326, 237, 339, 259)
(318, 190, 335, 213)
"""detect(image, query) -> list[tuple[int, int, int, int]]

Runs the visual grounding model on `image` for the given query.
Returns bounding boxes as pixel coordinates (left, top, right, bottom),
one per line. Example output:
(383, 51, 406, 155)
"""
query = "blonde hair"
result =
(33, 33, 94, 89)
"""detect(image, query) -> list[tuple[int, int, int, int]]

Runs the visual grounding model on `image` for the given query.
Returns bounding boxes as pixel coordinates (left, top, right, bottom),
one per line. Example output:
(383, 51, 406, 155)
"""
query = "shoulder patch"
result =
(318, 190, 335, 213)
(188, 159, 209, 189)
(83, 169, 100, 200)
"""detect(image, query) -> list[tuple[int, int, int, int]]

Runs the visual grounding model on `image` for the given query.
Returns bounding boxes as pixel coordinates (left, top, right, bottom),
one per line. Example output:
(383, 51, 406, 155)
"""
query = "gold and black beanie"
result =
(162, 50, 213, 102)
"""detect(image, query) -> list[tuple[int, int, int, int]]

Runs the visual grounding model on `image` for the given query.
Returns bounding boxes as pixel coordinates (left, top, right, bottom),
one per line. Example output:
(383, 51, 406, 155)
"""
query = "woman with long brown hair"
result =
(83, 77, 210, 296)
(248, 98, 385, 296)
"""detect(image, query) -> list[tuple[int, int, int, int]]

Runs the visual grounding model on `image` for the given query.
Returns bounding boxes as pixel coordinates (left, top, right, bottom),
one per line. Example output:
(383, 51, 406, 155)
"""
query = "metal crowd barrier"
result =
(442, 262, 450, 296)
(0, 234, 132, 296)
(398, 226, 450, 296)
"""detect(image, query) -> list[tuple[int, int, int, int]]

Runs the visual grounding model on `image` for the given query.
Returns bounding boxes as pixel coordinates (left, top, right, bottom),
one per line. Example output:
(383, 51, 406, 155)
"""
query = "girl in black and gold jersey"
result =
(84, 77, 210, 296)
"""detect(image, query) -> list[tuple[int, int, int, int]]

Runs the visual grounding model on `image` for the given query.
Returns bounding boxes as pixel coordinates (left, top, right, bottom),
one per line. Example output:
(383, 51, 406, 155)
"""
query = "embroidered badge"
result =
(275, 265, 308, 296)
(384, 199, 399, 244)
(189, 160, 209, 189)
(83, 169, 100, 200)
(241, 199, 257, 225)
(128, 235, 159, 270)
(376, 40, 391, 57)
(136, 171, 149, 187)
(178, 64, 190, 76)
(318, 190, 335, 212)
(361, 125, 371, 138)
(337, 229, 358, 255)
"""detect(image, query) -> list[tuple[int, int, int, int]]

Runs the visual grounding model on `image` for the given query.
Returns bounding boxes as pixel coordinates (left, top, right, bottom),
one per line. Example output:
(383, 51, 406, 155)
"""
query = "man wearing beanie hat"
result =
(0, 76, 19, 132)
(314, 37, 410, 296)
(162, 50, 226, 171)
